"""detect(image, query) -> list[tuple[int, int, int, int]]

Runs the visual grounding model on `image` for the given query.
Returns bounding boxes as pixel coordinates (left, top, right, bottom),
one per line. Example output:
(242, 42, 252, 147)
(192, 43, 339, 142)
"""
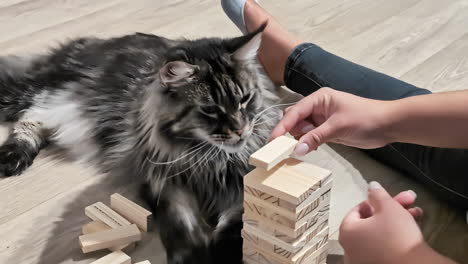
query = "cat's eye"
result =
(240, 93, 251, 104)
(240, 93, 254, 108)
(200, 105, 218, 116)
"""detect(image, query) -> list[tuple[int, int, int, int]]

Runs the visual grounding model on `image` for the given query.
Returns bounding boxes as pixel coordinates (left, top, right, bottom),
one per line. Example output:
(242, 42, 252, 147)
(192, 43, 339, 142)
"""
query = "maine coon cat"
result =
(0, 24, 280, 263)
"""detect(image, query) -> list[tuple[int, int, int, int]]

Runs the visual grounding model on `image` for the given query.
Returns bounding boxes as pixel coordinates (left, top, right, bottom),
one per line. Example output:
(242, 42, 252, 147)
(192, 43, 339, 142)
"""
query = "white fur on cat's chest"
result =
(26, 89, 99, 163)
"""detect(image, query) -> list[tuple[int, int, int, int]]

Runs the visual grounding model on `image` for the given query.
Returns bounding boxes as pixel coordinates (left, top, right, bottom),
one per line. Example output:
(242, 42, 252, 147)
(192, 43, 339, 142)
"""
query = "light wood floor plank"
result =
(0, 0, 131, 45)
(331, 0, 468, 77)
(401, 32, 468, 91)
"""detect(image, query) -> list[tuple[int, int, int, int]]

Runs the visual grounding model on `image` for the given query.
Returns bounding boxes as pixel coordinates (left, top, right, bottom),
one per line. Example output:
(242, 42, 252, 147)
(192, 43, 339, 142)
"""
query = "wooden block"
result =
(82, 221, 111, 234)
(244, 190, 331, 229)
(243, 197, 330, 240)
(90, 251, 131, 264)
(269, 216, 329, 246)
(244, 181, 332, 220)
(110, 193, 152, 232)
(85, 202, 131, 228)
(82, 221, 135, 252)
(244, 158, 332, 204)
(249, 136, 297, 170)
(134, 261, 152, 264)
(79, 224, 141, 253)
(244, 176, 332, 212)
(242, 216, 329, 252)
(243, 231, 329, 264)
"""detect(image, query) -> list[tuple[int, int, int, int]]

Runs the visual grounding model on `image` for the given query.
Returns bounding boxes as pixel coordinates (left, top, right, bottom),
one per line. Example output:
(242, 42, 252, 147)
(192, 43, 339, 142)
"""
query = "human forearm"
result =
(384, 91, 468, 148)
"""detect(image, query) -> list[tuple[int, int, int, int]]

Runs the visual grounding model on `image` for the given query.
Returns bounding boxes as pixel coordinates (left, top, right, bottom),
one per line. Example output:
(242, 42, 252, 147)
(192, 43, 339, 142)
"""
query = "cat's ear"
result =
(159, 60, 198, 87)
(227, 22, 267, 61)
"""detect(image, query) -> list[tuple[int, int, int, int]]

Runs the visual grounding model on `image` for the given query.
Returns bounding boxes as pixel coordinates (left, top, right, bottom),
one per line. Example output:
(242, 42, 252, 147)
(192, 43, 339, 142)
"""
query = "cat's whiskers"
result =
(146, 141, 207, 165)
(253, 112, 282, 124)
(252, 110, 279, 123)
(187, 144, 218, 183)
(252, 102, 295, 121)
(169, 144, 216, 180)
(251, 132, 268, 141)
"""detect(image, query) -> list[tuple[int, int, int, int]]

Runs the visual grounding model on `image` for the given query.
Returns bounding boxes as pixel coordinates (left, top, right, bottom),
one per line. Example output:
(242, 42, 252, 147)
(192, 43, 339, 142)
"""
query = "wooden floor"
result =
(1, 0, 468, 263)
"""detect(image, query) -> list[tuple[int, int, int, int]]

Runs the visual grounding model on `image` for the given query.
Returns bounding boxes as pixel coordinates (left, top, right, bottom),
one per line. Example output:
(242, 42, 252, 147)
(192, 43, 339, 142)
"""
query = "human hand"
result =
(270, 88, 395, 155)
(339, 181, 426, 264)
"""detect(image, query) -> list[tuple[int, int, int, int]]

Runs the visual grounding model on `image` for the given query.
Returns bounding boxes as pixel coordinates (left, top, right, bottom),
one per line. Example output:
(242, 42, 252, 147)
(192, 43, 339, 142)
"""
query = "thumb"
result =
(367, 181, 393, 212)
(294, 120, 337, 156)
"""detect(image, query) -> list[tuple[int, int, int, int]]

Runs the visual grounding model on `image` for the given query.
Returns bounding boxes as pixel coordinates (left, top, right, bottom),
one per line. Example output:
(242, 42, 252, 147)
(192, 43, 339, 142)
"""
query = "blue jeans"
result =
(284, 43, 468, 209)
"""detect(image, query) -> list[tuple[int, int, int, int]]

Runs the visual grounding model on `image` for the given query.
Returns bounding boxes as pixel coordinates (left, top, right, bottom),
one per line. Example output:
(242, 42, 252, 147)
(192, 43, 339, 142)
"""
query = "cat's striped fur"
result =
(0, 24, 280, 263)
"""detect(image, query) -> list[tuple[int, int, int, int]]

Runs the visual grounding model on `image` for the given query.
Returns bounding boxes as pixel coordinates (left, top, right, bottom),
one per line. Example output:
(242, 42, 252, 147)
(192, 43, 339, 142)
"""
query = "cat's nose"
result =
(233, 127, 245, 137)
(233, 129, 243, 136)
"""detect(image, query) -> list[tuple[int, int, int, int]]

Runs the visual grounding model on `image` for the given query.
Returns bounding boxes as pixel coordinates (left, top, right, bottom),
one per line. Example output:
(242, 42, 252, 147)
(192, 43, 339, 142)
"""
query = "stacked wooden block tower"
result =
(78, 193, 153, 264)
(242, 136, 333, 264)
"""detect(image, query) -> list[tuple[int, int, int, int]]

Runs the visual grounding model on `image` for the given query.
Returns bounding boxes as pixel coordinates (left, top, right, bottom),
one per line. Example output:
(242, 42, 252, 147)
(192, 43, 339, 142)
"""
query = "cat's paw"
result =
(0, 143, 35, 177)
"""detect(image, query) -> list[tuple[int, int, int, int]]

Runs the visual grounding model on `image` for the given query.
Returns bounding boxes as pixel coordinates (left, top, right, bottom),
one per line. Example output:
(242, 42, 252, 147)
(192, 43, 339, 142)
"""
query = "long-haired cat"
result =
(0, 24, 280, 263)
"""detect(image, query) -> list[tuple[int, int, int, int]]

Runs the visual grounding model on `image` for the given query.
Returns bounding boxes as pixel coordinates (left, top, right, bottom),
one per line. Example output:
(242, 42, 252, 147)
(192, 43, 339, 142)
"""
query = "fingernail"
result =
(368, 181, 382, 190)
(407, 190, 417, 199)
(294, 143, 309, 156)
(300, 124, 315, 133)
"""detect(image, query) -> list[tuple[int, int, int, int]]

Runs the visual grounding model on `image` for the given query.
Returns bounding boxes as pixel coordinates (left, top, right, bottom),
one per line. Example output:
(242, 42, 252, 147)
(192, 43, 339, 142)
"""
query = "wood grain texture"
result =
(110, 193, 152, 232)
(243, 228, 329, 264)
(244, 187, 331, 222)
(79, 224, 141, 253)
(243, 234, 328, 264)
(1, 0, 468, 263)
(242, 219, 329, 254)
(249, 136, 298, 170)
(244, 158, 332, 204)
(82, 221, 135, 253)
(89, 251, 131, 264)
(244, 189, 331, 229)
(244, 197, 330, 238)
(85, 202, 132, 228)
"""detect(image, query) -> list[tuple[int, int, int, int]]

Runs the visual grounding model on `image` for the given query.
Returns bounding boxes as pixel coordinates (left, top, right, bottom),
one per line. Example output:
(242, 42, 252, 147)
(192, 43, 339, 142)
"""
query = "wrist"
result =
(376, 100, 403, 145)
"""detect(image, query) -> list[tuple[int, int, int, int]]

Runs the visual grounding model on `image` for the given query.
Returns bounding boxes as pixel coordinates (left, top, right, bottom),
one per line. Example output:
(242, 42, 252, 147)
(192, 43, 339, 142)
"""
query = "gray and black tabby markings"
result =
(0, 24, 281, 264)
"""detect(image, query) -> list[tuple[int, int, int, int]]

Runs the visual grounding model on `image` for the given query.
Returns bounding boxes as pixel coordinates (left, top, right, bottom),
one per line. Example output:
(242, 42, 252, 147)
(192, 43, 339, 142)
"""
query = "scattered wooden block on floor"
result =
(79, 224, 141, 253)
(85, 202, 131, 228)
(134, 261, 152, 264)
(110, 193, 152, 232)
(249, 136, 298, 170)
(90, 250, 131, 264)
(82, 221, 111, 234)
(82, 220, 136, 252)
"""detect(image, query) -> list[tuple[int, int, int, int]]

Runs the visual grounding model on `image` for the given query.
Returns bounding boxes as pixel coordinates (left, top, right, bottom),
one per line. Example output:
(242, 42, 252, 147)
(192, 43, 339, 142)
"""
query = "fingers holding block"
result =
(249, 136, 297, 170)
(89, 251, 131, 264)
(79, 224, 141, 253)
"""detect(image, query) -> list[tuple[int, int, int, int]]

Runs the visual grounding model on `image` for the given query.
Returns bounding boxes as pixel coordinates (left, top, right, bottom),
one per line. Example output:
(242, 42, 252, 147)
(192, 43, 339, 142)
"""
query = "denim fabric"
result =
(284, 43, 468, 209)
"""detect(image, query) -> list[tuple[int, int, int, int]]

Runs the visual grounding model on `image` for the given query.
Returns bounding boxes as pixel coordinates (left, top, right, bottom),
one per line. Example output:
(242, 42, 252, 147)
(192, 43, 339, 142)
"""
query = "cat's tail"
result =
(0, 55, 35, 122)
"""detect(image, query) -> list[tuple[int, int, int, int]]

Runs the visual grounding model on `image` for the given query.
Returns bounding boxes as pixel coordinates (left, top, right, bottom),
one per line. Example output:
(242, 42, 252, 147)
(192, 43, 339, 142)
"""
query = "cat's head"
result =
(148, 24, 278, 154)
